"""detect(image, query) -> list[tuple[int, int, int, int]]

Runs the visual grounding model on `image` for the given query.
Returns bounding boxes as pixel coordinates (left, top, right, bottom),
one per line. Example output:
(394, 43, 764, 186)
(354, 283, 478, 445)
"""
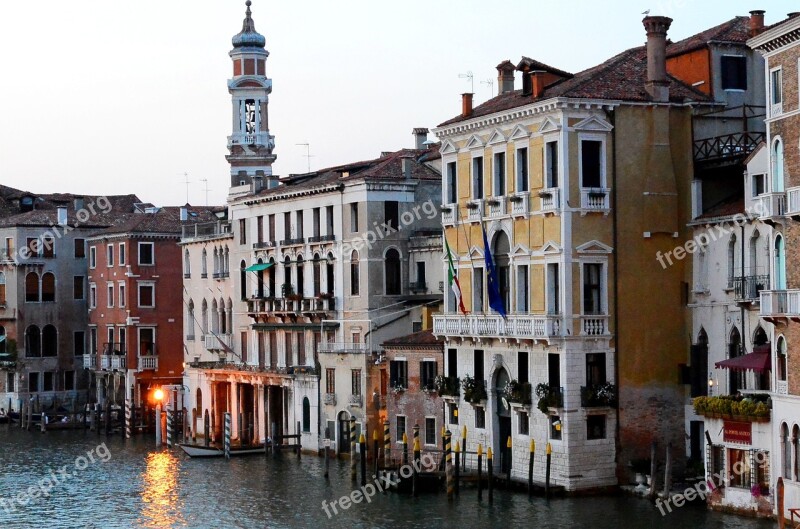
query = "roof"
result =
(695, 196, 744, 221)
(87, 206, 220, 238)
(438, 45, 711, 127)
(382, 330, 443, 348)
(516, 56, 573, 78)
(666, 17, 751, 57)
(0, 194, 141, 229)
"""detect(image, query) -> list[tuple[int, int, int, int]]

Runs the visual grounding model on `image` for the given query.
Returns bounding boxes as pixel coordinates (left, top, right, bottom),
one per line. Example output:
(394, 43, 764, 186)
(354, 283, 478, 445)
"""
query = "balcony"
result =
(349, 394, 363, 407)
(755, 192, 785, 224)
(280, 238, 306, 247)
(205, 333, 233, 351)
(580, 383, 617, 407)
(442, 204, 458, 226)
(227, 132, 274, 148)
(323, 393, 337, 406)
(100, 354, 126, 371)
(760, 290, 800, 320)
(432, 313, 561, 342)
(252, 241, 275, 249)
(693, 131, 765, 164)
(580, 315, 609, 336)
(485, 197, 507, 219)
(181, 221, 232, 241)
(138, 355, 158, 371)
(408, 281, 428, 294)
(318, 342, 368, 354)
(82, 353, 97, 370)
(0, 249, 14, 263)
(212, 271, 230, 279)
(539, 188, 560, 214)
(580, 188, 610, 213)
(509, 193, 530, 216)
(786, 187, 800, 218)
(466, 200, 483, 222)
(308, 234, 336, 244)
(733, 275, 768, 304)
(247, 296, 334, 316)
(102, 342, 125, 355)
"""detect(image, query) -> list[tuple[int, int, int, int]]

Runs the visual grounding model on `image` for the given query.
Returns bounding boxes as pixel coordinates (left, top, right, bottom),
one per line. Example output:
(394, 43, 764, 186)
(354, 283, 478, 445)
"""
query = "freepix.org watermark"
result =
(656, 202, 764, 270)
(321, 453, 436, 519)
(0, 442, 112, 514)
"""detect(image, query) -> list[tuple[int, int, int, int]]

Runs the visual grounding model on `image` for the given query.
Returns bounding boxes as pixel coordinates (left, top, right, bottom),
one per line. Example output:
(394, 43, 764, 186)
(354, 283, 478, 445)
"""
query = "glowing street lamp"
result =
(154, 388, 164, 402)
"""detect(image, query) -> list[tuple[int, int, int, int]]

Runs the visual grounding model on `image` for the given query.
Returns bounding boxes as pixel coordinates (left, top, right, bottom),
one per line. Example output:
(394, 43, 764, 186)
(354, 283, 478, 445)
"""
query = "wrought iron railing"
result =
(693, 132, 765, 163)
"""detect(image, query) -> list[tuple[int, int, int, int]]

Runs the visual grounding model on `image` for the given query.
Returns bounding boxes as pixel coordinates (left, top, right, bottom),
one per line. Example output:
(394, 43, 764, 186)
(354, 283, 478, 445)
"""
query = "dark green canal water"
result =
(0, 429, 774, 528)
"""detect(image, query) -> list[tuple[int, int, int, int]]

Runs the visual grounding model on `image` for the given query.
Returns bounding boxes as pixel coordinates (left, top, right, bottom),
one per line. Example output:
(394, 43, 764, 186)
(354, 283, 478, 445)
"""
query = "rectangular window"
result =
(472, 270, 483, 312)
(326, 368, 335, 394)
(313, 208, 321, 238)
(384, 201, 399, 231)
(41, 237, 54, 258)
(547, 263, 560, 314)
(89, 247, 96, 268)
(516, 265, 529, 312)
(325, 206, 334, 236)
(74, 239, 85, 258)
(721, 55, 747, 90)
(516, 148, 529, 192)
(73, 332, 85, 356)
(472, 157, 484, 199)
(27, 238, 39, 258)
(581, 140, 602, 188)
(64, 371, 75, 391)
(447, 348, 457, 378)
(519, 411, 530, 436)
(389, 360, 408, 389)
(239, 219, 247, 245)
(518, 351, 529, 385)
(586, 353, 607, 387)
(446, 162, 457, 204)
(28, 372, 39, 393)
(257, 216, 264, 243)
(119, 283, 126, 308)
(493, 152, 506, 196)
(43, 372, 54, 392)
(448, 403, 458, 425)
(73, 276, 84, 300)
(474, 349, 484, 384)
(420, 360, 437, 390)
(728, 448, 750, 488)
(107, 283, 114, 308)
(4, 237, 14, 259)
(550, 415, 562, 440)
(752, 174, 766, 197)
(119, 243, 126, 266)
(583, 263, 603, 315)
(396, 415, 406, 443)
(548, 353, 561, 388)
(351, 369, 362, 396)
(425, 417, 436, 445)
(6, 372, 14, 393)
(106, 244, 114, 267)
(544, 141, 558, 189)
(350, 203, 359, 233)
(475, 406, 486, 429)
(754, 451, 770, 495)
(771, 68, 782, 105)
(89, 284, 97, 309)
(296, 210, 304, 239)
(138, 242, 154, 265)
(587, 415, 606, 440)
(268, 214, 275, 242)
(138, 284, 155, 308)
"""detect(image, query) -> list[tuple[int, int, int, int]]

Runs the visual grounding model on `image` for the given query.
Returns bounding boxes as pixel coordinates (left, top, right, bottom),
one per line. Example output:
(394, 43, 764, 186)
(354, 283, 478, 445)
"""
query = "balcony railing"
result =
(102, 342, 125, 355)
(693, 132, 765, 163)
(442, 204, 458, 225)
(485, 197, 506, 218)
(433, 313, 561, 341)
(227, 132, 273, 148)
(580, 384, 617, 407)
(408, 281, 428, 294)
(760, 290, 800, 318)
(756, 192, 786, 221)
(581, 315, 609, 336)
(308, 234, 336, 244)
(786, 187, 800, 217)
(247, 296, 334, 315)
(466, 200, 483, 222)
(319, 342, 368, 354)
(138, 355, 158, 371)
(182, 221, 232, 240)
(205, 334, 233, 351)
(732, 275, 769, 302)
(100, 354, 126, 370)
(252, 241, 276, 249)
(212, 271, 230, 279)
(280, 238, 306, 246)
(510, 193, 530, 216)
(539, 188, 560, 213)
(82, 353, 97, 370)
(580, 188, 610, 212)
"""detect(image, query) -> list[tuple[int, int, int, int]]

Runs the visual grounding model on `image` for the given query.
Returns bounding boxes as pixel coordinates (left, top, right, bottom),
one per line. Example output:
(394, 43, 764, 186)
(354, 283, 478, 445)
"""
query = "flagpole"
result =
(455, 205, 481, 314)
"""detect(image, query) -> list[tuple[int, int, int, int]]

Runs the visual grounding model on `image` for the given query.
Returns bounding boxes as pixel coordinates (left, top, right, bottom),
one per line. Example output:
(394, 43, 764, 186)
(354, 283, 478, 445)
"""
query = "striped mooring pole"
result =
(359, 434, 367, 487)
(350, 417, 357, 482)
(445, 429, 453, 500)
(124, 399, 131, 440)
(224, 412, 232, 460)
(545, 442, 552, 498)
(155, 404, 162, 446)
(383, 421, 391, 467)
(166, 410, 174, 448)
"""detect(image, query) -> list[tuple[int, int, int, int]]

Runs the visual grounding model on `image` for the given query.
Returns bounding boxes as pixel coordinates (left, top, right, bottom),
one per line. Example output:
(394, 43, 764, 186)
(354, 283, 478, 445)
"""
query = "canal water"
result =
(0, 429, 773, 529)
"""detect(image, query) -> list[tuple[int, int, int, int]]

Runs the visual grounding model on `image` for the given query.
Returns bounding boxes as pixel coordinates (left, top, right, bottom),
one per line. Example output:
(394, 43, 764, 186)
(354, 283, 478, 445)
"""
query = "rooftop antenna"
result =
(459, 71, 474, 93)
(180, 172, 190, 204)
(481, 78, 495, 97)
(200, 178, 210, 207)
(296, 143, 314, 173)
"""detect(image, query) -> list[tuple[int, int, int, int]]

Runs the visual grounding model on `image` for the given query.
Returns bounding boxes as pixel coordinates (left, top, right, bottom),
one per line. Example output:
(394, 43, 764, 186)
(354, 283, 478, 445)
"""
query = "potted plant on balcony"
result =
(587, 187, 607, 198)
(434, 375, 460, 398)
(317, 292, 334, 300)
(535, 383, 561, 414)
(503, 379, 532, 406)
(466, 201, 481, 209)
(509, 194, 524, 203)
(462, 374, 487, 404)
(440, 204, 453, 212)
(538, 189, 554, 198)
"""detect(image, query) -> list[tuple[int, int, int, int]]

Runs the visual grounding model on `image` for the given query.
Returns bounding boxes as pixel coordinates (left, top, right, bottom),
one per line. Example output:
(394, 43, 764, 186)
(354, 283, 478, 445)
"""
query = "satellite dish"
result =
(502, 397, 509, 410)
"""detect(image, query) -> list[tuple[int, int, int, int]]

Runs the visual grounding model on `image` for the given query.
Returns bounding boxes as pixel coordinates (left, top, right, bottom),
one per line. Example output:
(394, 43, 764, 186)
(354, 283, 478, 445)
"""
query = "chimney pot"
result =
(750, 10, 766, 36)
(412, 128, 429, 150)
(530, 71, 547, 99)
(461, 93, 474, 118)
(642, 15, 673, 102)
(496, 61, 516, 94)
(400, 155, 414, 179)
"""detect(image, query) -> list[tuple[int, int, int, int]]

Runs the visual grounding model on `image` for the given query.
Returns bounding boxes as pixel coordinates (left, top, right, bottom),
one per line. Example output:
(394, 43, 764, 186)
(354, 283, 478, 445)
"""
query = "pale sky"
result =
(0, 1, 794, 207)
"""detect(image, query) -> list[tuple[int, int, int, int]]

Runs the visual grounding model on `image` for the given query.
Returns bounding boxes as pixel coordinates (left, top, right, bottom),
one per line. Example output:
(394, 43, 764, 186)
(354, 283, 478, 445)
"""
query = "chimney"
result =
(643, 16, 673, 103)
(413, 128, 429, 150)
(180, 206, 188, 222)
(749, 10, 766, 37)
(461, 93, 474, 118)
(400, 155, 414, 179)
(496, 60, 515, 94)
(530, 71, 547, 99)
(57, 206, 68, 226)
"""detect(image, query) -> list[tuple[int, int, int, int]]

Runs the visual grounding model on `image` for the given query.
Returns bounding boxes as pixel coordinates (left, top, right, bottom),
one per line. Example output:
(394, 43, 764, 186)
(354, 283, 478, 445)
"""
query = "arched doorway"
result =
(729, 327, 742, 394)
(775, 234, 786, 290)
(493, 366, 511, 473)
(491, 231, 511, 314)
(337, 410, 351, 455)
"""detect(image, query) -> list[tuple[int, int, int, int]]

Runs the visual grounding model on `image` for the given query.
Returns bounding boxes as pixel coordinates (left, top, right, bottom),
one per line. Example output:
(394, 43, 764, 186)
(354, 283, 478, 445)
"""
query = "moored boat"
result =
(178, 443, 267, 458)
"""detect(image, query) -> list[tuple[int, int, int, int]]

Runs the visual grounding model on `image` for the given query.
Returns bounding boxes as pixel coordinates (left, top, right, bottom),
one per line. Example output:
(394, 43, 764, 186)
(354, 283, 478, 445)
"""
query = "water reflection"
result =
(139, 451, 184, 528)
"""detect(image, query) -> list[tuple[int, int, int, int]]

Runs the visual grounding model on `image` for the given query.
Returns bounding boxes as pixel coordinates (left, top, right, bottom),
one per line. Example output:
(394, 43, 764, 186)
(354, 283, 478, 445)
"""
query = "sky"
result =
(0, 1, 795, 207)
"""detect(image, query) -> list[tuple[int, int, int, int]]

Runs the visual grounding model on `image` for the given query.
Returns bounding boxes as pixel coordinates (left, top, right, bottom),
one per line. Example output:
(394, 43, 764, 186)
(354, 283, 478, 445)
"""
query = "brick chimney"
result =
(497, 60, 516, 94)
(642, 16, 673, 103)
(749, 10, 766, 37)
(462, 93, 474, 118)
(413, 128, 429, 150)
(530, 71, 547, 99)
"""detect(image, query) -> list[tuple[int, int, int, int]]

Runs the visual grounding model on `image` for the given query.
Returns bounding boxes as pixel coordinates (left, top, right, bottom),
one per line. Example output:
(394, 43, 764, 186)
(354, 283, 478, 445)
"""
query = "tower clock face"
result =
(245, 100, 256, 134)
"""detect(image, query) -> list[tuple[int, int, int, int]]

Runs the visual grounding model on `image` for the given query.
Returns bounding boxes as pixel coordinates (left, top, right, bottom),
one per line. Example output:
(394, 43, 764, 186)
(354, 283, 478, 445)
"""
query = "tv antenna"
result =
(296, 143, 314, 173)
(459, 71, 474, 93)
(200, 178, 210, 207)
(180, 172, 190, 204)
(481, 78, 495, 97)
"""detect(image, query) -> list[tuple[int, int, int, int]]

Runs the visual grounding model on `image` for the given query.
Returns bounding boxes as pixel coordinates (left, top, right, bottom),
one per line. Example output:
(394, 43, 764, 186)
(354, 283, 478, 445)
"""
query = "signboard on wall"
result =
(723, 421, 752, 444)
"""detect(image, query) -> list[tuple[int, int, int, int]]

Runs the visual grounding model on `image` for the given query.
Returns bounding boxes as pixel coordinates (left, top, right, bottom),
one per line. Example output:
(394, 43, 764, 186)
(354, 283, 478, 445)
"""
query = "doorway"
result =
(338, 411, 351, 455)
(494, 367, 512, 473)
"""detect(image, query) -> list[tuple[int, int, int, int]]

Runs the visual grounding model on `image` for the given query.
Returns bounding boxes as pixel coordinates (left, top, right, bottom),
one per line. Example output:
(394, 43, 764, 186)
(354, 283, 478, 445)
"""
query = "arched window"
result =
(42, 325, 57, 357)
(196, 388, 203, 413)
(25, 325, 40, 357)
(492, 231, 511, 313)
(385, 249, 401, 295)
(313, 254, 322, 296)
(201, 299, 208, 335)
(749, 230, 760, 277)
(729, 327, 743, 394)
(224, 247, 230, 275)
(753, 326, 768, 346)
(187, 300, 195, 340)
(283, 256, 292, 296)
(783, 423, 792, 478)
(350, 250, 360, 296)
(219, 298, 227, 335)
(0, 325, 5, 354)
(302, 397, 311, 433)
(211, 299, 219, 334)
(184, 249, 191, 277)
(727, 235, 736, 288)
(777, 336, 787, 381)
(0, 271, 6, 305)
(296, 255, 305, 297)
(41, 272, 55, 302)
(267, 257, 276, 298)
(213, 248, 219, 275)
(25, 272, 39, 302)
(773, 139, 785, 192)
(696, 247, 708, 292)
(326, 253, 335, 295)
(201, 248, 208, 278)
(793, 425, 800, 481)
(240, 260, 247, 301)
(226, 299, 233, 335)
(775, 234, 786, 290)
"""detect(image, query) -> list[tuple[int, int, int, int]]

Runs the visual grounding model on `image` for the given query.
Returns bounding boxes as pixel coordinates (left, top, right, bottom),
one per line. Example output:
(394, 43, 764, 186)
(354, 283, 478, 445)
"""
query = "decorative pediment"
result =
(487, 129, 507, 146)
(540, 241, 562, 254)
(468, 246, 484, 259)
(440, 140, 458, 155)
(573, 116, 613, 132)
(510, 244, 530, 257)
(466, 134, 485, 150)
(576, 240, 613, 254)
(538, 117, 561, 134)
(509, 125, 531, 141)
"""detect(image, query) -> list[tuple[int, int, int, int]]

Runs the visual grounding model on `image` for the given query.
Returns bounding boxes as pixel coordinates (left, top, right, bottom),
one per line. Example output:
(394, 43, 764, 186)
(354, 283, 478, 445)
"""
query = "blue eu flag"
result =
(482, 225, 506, 318)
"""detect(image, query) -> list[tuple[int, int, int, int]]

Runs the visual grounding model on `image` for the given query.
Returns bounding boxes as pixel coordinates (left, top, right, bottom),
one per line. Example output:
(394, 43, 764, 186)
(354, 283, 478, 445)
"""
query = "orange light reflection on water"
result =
(139, 450, 186, 528)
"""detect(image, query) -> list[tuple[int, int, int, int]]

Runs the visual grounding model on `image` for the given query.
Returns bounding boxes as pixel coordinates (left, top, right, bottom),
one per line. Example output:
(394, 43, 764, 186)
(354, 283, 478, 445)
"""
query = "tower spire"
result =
(232, 0, 266, 49)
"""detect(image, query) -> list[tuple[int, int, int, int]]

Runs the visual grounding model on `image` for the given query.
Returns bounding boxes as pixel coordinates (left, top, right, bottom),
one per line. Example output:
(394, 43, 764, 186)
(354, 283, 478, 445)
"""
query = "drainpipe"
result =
(606, 107, 621, 467)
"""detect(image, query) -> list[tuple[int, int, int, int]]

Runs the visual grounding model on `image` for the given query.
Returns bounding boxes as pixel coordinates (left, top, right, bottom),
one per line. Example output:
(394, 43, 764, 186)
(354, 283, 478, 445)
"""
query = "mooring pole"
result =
(778, 477, 786, 529)
(373, 429, 379, 472)
(155, 404, 162, 446)
(360, 433, 367, 487)
(204, 409, 210, 448)
(402, 432, 408, 466)
(350, 417, 357, 482)
(324, 426, 330, 479)
(528, 439, 535, 496)
(383, 421, 391, 467)
(454, 441, 461, 496)
(488, 447, 494, 503)
(124, 399, 131, 440)
(461, 425, 467, 472)
(445, 430, 453, 501)
(477, 443, 483, 501)
(545, 442, 552, 498)
(224, 412, 232, 460)
(412, 437, 420, 497)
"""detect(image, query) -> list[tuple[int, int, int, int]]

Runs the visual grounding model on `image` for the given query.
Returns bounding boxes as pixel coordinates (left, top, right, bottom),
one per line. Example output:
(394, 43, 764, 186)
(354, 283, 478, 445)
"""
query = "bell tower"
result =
(226, 0, 277, 192)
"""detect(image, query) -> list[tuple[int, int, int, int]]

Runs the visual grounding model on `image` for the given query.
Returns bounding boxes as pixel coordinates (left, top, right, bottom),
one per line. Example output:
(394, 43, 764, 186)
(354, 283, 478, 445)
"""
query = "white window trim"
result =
(515, 263, 530, 314)
(106, 244, 114, 267)
(424, 416, 437, 446)
(118, 243, 126, 266)
(579, 259, 608, 316)
(491, 146, 507, 198)
(545, 260, 561, 315)
(106, 282, 114, 308)
(578, 133, 608, 190)
(770, 66, 783, 116)
(138, 242, 155, 266)
(89, 247, 97, 269)
(118, 281, 126, 308)
(443, 157, 458, 205)
(514, 142, 530, 194)
(395, 415, 407, 444)
(138, 327, 156, 356)
(137, 281, 156, 308)
(472, 265, 485, 313)
(89, 283, 97, 309)
(542, 136, 560, 190)
(720, 54, 747, 92)
(471, 153, 485, 200)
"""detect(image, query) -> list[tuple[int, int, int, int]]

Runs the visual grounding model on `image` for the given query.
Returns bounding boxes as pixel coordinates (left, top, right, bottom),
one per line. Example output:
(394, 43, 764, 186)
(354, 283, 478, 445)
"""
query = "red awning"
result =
(715, 352, 771, 373)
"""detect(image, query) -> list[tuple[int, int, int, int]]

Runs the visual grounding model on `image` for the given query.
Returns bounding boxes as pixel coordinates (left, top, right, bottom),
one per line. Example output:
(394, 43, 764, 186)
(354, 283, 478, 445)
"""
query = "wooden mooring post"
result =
(349, 417, 356, 481)
(487, 447, 494, 504)
(545, 442, 552, 498)
(360, 434, 367, 487)
(528, 439, 535, 496)
(477, 444, 483, 501)
(324, 426, 330, 479)
(454, 441, 460, 496)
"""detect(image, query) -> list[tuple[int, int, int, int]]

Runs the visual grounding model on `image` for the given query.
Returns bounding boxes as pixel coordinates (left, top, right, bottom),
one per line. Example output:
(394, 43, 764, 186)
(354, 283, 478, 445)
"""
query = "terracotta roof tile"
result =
(666, 17, 751, 57)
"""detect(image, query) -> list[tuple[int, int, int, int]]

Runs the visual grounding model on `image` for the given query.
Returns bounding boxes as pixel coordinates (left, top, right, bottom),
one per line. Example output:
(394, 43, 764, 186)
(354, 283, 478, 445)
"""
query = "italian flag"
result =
(445, 237, 467, 315)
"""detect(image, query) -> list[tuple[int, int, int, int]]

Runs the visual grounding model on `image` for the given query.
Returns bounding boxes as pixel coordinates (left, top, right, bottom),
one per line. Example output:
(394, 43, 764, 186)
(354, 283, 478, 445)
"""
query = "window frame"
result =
(581, 261, 606, 316)
(579, 136, 606, 189)
(138, 242, 155, 266)
(396, 415, 407, 444)
(720, 54, 747, 91)
(137, 282, 155, 308)
(106, 244, 114, 267)
(515, 146, 529, 193)
(471, 155, 484, 200)
(89, 246, 97, 269)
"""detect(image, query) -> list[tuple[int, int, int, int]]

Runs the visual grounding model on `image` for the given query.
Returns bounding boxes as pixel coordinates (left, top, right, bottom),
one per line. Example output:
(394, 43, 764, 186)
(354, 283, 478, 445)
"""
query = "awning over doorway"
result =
(244, 263, 273, 272)
(715, 350, 771, 373)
